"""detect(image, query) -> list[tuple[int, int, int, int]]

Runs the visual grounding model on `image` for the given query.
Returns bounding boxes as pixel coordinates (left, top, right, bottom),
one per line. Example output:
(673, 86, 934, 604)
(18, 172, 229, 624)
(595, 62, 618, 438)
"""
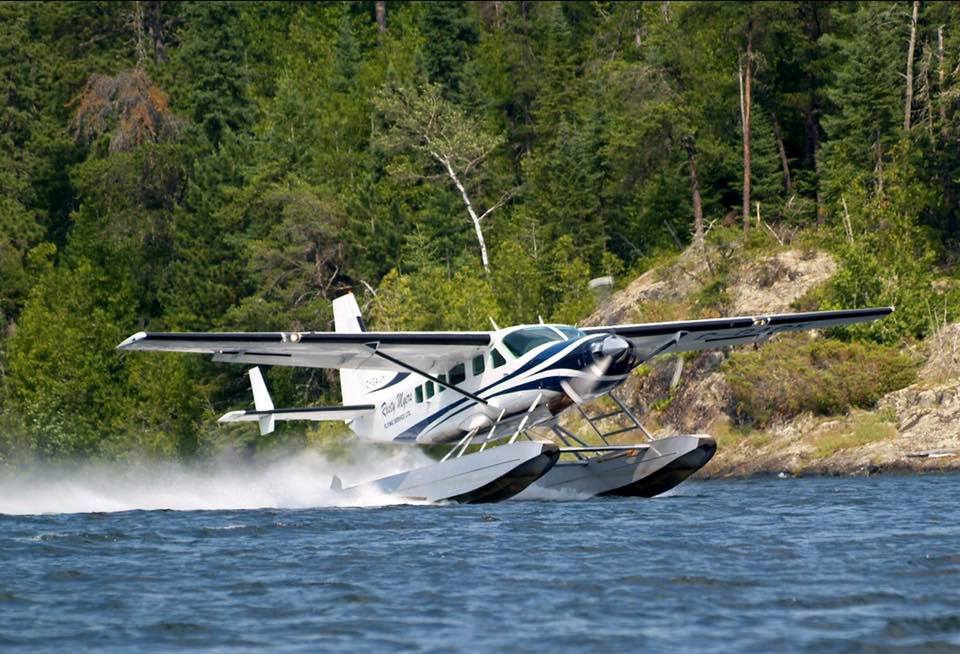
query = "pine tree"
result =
(174, 1, 256, 147)
(418, 1, 479, 97)
(820, 2, 905, 202)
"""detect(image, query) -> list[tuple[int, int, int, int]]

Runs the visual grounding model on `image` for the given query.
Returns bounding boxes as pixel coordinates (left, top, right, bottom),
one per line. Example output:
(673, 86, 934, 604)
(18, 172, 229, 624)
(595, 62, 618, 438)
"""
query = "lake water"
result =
(2, 468, 959, 652)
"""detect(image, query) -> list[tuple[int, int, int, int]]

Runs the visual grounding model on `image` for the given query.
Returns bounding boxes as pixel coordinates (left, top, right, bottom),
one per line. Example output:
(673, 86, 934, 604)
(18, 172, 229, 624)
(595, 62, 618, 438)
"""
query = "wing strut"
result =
(364, 343, 489, 406)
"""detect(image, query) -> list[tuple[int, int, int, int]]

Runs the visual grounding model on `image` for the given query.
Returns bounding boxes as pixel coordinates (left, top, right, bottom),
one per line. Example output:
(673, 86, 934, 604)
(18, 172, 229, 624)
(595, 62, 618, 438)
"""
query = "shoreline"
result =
(696, 453, 960, 480)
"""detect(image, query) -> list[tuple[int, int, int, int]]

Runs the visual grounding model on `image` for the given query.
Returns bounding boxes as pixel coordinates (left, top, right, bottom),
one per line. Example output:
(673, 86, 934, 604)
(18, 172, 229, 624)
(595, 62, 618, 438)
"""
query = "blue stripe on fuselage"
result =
(391, 337, 600, 442)
(368, 371, 411, 394)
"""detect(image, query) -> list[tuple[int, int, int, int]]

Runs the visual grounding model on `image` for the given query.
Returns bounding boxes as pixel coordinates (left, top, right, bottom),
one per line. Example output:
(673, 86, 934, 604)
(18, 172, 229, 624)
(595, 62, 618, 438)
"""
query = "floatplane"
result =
(118, 296, 892, 503)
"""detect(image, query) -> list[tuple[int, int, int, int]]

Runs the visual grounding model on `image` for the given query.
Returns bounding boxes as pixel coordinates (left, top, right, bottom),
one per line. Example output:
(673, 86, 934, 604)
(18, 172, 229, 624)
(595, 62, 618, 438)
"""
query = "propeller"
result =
(561, 335, 639, 404)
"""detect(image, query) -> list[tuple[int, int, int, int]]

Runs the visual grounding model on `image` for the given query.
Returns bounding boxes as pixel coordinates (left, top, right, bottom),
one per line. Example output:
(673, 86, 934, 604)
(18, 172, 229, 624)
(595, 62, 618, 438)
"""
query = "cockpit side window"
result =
(491, 348, 506, 368)
(502, 326, 564, 357)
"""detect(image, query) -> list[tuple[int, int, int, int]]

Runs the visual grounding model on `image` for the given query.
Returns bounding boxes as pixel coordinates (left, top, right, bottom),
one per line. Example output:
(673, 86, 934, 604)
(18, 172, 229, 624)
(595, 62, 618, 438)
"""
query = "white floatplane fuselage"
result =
(345, 324, 636, 445)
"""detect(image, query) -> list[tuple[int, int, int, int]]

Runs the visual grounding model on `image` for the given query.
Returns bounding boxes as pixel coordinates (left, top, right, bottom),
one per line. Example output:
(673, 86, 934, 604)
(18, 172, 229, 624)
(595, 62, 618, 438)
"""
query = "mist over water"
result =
(0, 446, 436, 515)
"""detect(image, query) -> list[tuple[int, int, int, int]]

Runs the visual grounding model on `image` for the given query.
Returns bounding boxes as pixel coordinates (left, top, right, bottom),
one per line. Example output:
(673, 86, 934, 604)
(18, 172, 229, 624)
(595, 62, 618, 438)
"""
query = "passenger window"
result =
(491, 348, 506, 368)
(415, 386, 423, 403)
(438, 374, 447, 393)
(426, 381, 435, 399)
(449, 363, 466, 385)
(472, 355, 485, 376)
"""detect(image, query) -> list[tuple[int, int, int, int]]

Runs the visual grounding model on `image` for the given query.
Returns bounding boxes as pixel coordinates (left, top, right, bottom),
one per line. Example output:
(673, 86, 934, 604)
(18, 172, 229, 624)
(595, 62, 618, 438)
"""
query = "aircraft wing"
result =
(117, 330, 491, 373)
(581, 307, 893, 360)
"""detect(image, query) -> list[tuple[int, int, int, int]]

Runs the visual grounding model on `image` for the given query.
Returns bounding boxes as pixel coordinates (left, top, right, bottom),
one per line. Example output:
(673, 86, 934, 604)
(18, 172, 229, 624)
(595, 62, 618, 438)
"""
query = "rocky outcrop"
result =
(582, 248, 709, 326)
(577, 245, 960, 477)
(730, 249, 835, 314)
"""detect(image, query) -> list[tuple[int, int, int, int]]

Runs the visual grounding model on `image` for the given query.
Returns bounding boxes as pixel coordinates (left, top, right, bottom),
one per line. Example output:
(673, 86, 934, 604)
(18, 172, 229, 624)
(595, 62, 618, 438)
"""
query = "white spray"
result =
(0, 445, 436, 515)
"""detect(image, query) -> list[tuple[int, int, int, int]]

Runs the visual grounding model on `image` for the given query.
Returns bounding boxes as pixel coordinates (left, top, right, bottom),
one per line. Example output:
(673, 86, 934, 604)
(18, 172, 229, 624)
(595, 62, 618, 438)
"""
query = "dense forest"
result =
(1, 1, 959, 462)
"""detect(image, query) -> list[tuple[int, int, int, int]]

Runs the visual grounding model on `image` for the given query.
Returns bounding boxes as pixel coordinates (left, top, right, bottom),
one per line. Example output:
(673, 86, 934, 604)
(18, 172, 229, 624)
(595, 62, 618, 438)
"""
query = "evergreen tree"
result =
(173, 1, 256, 147)
(418, 1, 478, 97)
(820, 2, 905, 202)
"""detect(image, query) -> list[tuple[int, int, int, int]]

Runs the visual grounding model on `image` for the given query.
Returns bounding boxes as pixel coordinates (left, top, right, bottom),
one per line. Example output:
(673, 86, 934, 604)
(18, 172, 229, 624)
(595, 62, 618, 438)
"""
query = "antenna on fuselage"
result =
(489, 316, 500, 331)
(538, 314, 545, 325)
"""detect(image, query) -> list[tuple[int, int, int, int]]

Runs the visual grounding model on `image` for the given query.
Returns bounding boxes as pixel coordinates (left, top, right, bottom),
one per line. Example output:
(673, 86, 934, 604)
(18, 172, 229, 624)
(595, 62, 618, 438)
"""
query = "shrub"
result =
(811, 412, 897, 459)
(723, 335, 919, 427)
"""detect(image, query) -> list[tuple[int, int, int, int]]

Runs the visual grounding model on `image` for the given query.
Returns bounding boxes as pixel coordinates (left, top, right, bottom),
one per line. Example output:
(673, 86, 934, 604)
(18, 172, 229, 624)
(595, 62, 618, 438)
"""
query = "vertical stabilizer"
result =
(248, 367, 276, 435)
(332, 293, 373, 405)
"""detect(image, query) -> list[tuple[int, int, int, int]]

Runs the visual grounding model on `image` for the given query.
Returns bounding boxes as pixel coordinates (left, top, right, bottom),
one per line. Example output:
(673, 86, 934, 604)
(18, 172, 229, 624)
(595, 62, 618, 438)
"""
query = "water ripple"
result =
(0, 474, 958, 652)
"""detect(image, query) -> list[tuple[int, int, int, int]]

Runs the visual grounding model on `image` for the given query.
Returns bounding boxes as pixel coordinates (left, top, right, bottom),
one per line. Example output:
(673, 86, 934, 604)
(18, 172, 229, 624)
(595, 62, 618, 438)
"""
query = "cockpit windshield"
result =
(502, 326, 565, 358)
(551, 325, 586, 341)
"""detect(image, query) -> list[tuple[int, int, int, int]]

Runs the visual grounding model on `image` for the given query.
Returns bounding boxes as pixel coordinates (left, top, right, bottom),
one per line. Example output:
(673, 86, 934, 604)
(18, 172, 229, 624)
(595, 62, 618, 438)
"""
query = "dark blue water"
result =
(3, 474, 960, 653)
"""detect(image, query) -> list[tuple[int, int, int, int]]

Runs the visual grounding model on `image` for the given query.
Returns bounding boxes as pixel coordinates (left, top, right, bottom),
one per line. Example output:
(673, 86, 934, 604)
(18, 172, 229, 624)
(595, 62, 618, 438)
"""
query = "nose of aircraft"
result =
(599, 334, 631, 361)
(592, 334, 638, 376)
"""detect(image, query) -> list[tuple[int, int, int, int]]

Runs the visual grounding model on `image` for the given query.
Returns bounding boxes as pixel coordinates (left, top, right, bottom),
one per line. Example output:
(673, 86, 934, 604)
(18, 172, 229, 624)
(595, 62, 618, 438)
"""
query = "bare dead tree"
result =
(69, 69, 182, 152)
(938, 25, 947, 139)
(918, 42, 935, 137)
(904, 0, 919, 131)
(770, 110, 793, 194)
(815, 151, 825, 226)
(129, 1, 169, 64)
(739, 20, 753, 237)
(132, 1, 147, 67)
(682, 135, 705, 248)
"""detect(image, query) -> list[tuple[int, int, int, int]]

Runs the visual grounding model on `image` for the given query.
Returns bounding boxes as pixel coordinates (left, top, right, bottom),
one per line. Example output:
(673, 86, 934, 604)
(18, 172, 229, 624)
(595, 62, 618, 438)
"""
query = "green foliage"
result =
(811, 411, 898, 459)
(724, 336, 920, 427)
(825, 142, 942, 343)
(3, 1, 960, 461)
(418, 1, 478, 97)
(370, 265, 501, 331)
(173, 1, 256, 146)
(6, 259, 137, 457)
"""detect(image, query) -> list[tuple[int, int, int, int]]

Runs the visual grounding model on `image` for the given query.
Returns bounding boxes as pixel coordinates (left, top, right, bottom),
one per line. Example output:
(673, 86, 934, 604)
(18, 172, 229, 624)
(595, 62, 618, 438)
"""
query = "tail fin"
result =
(248, 367, 276, 435)
(332, 293, 375, 405)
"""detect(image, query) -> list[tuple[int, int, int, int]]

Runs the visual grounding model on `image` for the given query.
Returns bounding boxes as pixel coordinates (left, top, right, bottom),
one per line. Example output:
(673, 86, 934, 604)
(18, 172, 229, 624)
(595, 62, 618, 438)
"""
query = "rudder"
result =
(332, 293, 374, 405)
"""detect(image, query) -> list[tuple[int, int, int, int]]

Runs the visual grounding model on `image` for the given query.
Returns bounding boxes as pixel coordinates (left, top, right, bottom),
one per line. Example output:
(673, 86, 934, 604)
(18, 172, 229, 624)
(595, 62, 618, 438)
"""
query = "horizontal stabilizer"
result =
(218, 405, 375, 425)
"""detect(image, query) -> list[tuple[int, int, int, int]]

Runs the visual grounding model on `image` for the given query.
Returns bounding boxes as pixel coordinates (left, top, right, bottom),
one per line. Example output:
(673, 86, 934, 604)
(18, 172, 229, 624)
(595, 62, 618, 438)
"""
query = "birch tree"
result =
(375, 83, 511, 274)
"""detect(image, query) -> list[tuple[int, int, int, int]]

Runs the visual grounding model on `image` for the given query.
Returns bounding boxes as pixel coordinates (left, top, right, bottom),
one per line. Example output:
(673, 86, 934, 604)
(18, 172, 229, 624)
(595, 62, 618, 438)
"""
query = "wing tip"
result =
(116, 331, 148, 350)
(218, 410, 248, 423)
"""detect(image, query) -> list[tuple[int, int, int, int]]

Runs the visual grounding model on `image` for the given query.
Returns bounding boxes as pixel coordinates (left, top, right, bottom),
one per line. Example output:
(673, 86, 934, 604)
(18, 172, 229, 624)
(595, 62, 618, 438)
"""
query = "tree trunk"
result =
(145, 1, 167, 62)
(375, 1, 387, 33)
(684, 137, 705, 247)
(938, 25, 947, 139)
(740, 21, 753, 237)
(436, 154, 491, 273)
(815, 150, 825, 226)
(132, 1, 147, 67)
(770, 110, 793, 194)
(904, 0, 919, 131)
